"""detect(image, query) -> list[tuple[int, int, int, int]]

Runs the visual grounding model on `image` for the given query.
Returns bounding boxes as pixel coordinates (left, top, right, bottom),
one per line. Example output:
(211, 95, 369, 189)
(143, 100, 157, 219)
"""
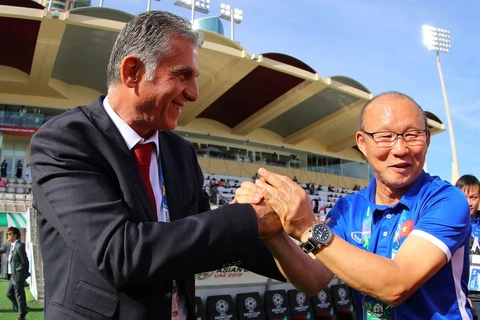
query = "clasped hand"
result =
(233, 168, 316, 240)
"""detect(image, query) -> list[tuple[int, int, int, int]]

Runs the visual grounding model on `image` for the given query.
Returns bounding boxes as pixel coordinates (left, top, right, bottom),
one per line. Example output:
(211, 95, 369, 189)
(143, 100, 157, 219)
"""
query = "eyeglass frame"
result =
(361, 129, 428, 148)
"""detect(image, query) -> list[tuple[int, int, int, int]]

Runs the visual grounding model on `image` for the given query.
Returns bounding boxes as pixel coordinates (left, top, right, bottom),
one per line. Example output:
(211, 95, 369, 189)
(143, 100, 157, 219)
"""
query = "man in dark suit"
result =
(0, 227, 29, 320)
(30, 11, 284, 320)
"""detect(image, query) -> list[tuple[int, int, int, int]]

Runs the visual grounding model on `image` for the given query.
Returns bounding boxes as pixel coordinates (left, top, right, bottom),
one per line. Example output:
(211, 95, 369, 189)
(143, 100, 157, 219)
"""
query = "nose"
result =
(184, 78, 199, 102)
(391, 136, 409, 155)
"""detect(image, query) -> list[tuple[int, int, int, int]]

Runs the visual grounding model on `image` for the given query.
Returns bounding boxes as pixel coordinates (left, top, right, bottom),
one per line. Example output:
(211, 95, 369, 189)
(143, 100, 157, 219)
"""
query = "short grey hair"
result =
(358, 91, 428, 130)
(106, 11, 204, 88)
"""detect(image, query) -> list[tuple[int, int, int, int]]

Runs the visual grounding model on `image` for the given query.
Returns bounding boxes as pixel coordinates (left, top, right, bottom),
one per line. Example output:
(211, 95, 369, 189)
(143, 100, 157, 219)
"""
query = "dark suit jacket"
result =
(31, 96, 283, 320)
(0, 240, 29, 283)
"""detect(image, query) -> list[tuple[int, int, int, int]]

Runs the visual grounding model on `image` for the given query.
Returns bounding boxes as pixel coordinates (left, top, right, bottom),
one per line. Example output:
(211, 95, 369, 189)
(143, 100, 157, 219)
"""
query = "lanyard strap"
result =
(362, 206, 411, 256)
(158, 160, 170, 223)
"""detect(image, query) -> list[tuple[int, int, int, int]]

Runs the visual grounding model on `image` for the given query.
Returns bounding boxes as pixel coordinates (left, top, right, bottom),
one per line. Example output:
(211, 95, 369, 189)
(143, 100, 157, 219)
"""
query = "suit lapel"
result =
(85, 96, 158, 222)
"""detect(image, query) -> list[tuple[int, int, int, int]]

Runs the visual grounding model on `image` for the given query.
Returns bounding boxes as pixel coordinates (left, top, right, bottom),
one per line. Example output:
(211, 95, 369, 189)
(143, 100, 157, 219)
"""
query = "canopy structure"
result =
(0, 212, 27, 228)
(0, 2, 446, 162)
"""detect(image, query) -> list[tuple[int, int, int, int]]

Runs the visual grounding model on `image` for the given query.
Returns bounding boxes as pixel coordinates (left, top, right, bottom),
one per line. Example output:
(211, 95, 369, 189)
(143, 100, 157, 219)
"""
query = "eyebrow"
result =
(171, 66, 200, 78)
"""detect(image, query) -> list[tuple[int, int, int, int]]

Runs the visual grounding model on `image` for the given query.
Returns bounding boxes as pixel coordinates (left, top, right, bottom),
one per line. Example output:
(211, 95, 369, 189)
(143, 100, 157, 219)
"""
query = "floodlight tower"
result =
(174, 0, 210, 24)
(219, 3, 243, 41)
(147, 0, 161, 12)
(422, 24, 458, 183)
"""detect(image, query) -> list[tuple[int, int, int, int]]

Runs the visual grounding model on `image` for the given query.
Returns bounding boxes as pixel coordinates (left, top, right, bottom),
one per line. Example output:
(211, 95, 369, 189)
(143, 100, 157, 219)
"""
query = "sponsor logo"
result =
(351, 231, 362, 244)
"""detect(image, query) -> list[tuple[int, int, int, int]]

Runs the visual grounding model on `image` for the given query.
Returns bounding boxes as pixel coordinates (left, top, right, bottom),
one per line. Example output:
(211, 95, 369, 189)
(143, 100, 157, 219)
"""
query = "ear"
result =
(425, 128, 431, 148)
(356, 130, 367, 157)
(120, 56, 144, 88)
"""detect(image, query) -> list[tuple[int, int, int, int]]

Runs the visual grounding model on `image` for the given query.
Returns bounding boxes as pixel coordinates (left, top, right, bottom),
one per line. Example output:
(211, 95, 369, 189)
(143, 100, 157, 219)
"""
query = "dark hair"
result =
(358, 91, 428, 130)
(455, 174, 480, 190)
(8, 226, 20, 239)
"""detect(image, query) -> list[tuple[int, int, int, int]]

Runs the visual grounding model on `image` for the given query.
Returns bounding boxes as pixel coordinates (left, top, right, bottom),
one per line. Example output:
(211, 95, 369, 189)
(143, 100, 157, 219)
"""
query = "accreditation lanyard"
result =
(158, 160, 170, 223)
(360, 206, 409, 320)
(157, 160, 184, 320)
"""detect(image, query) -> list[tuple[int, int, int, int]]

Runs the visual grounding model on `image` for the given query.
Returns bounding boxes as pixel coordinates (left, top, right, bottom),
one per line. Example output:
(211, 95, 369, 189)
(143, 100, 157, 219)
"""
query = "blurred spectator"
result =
(18, 106, 26, 127)
(0, 178, 7, 188)
(24, 164, 31, 181)
(293, 176, 298, 183)
(455, 174, 480, 253)
(0, 159, 7, 178)
(16, 160, 22, 179)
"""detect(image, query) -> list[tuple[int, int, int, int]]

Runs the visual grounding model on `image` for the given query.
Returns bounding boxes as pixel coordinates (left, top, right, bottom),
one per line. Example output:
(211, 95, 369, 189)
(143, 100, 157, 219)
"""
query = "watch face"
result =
(312, 223, 332, 245)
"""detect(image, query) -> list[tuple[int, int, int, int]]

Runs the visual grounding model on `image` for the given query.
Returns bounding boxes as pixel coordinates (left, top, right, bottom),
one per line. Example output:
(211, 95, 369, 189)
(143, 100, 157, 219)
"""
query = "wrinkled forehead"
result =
(363, 96, 424, 127)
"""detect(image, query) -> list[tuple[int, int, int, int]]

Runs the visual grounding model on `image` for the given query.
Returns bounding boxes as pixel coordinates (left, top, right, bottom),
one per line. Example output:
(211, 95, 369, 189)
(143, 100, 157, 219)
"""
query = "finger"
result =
(235, 183, 263, 204)
(231, 198, 238, 204)
(254, 179, 288, 218)
(258, 168, 297, 192)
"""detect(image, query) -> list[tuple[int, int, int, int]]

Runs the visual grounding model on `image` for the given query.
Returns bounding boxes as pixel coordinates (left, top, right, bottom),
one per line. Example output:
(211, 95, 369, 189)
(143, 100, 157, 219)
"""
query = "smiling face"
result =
(356, 95, 430, 203)
(116, 35, 199, 138)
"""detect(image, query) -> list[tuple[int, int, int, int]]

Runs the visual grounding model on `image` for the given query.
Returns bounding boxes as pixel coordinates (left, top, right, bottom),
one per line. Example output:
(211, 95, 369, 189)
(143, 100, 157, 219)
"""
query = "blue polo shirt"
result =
(327, 171, 472, 319)
(472, 211, 480, 239)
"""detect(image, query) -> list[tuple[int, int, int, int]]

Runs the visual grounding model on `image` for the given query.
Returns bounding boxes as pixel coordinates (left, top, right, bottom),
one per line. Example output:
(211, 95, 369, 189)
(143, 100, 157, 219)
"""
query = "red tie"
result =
(133, 143, 157, 214)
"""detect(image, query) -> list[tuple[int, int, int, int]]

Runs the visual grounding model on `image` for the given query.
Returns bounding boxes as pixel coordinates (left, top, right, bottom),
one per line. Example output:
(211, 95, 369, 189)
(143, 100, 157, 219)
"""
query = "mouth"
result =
(172, 102, 184, 110)
(390, 162, 411, 172)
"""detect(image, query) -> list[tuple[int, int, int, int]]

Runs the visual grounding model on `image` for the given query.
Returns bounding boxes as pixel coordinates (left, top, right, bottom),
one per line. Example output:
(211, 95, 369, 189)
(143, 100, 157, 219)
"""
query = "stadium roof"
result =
(0, 1, 445, 161)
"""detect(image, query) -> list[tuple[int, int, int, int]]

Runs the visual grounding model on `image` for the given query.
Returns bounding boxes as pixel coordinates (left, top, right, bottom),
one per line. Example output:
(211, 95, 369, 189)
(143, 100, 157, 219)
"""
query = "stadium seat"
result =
(15, 203, 26, 213)
(0, 187, 6, 193)
(5, 193, 15, 201)
(195, 296, 207, 320)
(264, 289, 291, 320)
(311, 287, 334, 319)
(330, 284, 357, 319)
(236, 292, 265, 320)
(206, 294, 238, 320)
(288, 289, 314, 319)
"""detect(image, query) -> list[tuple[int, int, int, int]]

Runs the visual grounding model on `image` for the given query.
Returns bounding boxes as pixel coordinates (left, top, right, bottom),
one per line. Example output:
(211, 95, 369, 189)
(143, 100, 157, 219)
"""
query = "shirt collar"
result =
(366, 170, 427, 211)
(103, 96, 159, 154)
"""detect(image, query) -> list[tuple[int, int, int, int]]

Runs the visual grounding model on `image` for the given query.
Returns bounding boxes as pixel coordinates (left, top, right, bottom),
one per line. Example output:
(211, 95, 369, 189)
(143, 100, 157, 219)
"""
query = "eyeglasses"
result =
(362, 129, 427, 148)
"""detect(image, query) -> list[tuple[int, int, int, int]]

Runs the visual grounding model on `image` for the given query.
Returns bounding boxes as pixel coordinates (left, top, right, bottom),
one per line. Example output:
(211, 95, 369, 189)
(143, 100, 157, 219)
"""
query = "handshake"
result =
(232, 167, 318, 242)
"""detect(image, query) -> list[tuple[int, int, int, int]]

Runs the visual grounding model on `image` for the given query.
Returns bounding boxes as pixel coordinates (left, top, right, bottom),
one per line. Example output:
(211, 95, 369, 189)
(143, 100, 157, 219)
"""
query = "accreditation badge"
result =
(363, 300, 392, 320)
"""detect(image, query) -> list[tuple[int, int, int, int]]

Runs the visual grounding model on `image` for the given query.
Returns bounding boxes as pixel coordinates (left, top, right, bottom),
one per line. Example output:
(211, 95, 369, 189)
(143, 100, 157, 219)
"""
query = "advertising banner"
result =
(195, 267, 269, 287)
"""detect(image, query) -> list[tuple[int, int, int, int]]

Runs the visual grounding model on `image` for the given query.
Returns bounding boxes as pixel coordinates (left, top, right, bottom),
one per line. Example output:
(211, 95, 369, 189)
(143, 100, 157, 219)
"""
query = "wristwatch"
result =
(300, 222, 332, 254)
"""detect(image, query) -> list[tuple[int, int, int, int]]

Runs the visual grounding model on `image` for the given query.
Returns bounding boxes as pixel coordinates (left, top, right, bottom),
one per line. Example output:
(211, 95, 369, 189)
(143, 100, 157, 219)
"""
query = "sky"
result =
(90, 0, 480, 184)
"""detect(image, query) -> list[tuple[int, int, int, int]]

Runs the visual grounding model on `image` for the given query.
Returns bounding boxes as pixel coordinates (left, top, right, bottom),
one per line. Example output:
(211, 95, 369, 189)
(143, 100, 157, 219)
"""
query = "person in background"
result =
(18, 106, 26, 127)
(455, 174, 480, 320)
(1, 159, 7, 178)
(456, 174, 480, 253)
(15, 160, 22, 179)
(0, 227, 29, 320)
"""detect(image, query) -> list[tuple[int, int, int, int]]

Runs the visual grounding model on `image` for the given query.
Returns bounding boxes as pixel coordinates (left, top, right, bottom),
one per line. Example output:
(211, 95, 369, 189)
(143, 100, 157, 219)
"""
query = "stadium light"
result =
(147, 0, 161, 12)
(219, 3, 243, 41)
(174, 0, 210, 23)
(422, 24, 458, 183)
